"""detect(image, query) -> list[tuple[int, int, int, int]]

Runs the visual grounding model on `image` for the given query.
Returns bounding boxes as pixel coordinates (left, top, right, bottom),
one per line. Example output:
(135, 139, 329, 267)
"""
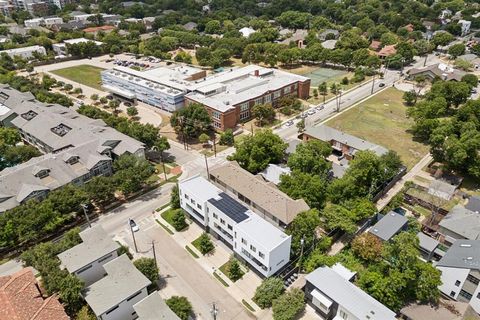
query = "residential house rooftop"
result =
(401, 300, 480, 320)
(58, 226, 120, 273)
(304, 125, 388, 156)
(437, 240, 480, 270)
(369, 211, 408, 241)
(439, 205, 480, 241)
(209, 161, 310, 226)
(407, 63, 466, 81)
(0, 268, 69, 320)
(466, 196, 480, 213)
(84, 255, 151, 316)
(133, 292, 180, 320)
(306, 266, 396, 320)
(259, 164, 291, 185)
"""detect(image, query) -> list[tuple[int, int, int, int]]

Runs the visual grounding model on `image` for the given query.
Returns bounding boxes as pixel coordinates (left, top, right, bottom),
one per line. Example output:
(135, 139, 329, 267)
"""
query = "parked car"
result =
(300, 113, 308, 119)
(285, 120, 294, 127)
(379, 83, 385, 87)
(129, 219, 139, 232)
(307, 109, 316, 115)
(316, 105, 325, 111)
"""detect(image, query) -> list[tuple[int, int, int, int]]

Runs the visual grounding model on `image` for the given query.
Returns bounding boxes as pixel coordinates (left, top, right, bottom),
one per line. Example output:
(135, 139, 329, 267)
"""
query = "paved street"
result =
(90, 183, 252, 320)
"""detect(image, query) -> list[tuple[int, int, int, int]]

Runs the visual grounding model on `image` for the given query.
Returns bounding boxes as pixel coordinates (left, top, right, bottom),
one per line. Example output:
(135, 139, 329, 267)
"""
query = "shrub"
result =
(341, 76, 349, 85)
(171, 209, 187, 231)
(133, 257, 159, 284)
(253, 277, 285, 308)
(166, 296, 193, 320)
(272, 288, 305, 320)
(219, 129, 234, 146)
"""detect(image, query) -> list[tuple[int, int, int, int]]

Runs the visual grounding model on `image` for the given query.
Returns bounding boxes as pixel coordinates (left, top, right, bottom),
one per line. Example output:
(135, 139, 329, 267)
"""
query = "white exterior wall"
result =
(233, 226, 290, 277)
(24, 18, 42, 27)
(335, 305, 360, 320)
(179, 187, 208, 226)
(44, 17, 63, 27)
(74, 251, 118, 287)
(470, 284, 480, 313)
(0, 46, 46, 59)
(52, 43, 66, 56)
(99, 287, 148, 320)
(207, 202, 236, 245)
(438, 266, 470, 300)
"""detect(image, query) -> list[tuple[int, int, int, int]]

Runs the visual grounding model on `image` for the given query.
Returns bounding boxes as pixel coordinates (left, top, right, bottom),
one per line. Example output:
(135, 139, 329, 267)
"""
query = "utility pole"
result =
(298, 237, 305, 274)
(152, 240, 157, 269)
(211, 302, 218, 320)
(204, 154, 210, 178)
(213, 136, 217, 157)
(81, 203, 91, 228)
(129, 219, 138, 253)
(371, 73, 376, 94)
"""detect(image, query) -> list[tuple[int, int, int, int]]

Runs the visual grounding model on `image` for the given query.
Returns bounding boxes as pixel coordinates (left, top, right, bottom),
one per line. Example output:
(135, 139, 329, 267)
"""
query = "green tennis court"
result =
(304, 68, 348, 87)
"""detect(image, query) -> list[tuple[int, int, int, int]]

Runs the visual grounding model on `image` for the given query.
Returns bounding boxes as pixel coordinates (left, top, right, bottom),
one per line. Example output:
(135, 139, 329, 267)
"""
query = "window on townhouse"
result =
(455, 280, 461, 287)
(213, 121, 221, 129)
(240, 102, 249, 111)
(220, 218, 225, 224)
(241, 238, 247, 245)
(254, 97, 263, 105)
(273, 90, 281, 99)
(250, 245, 256, 252)
(459, 290, 472, 300)
(212, 111, 221, 120)
(339, 310, 348, 319)
(213, 213, 218, 219)
(450, 291, 456, 297)
(284, 86, 291, 94)
(185, 194, 189, 200)
(227, 224, 233, 230)
(197, 203, 202, 210)
(467, 274, 480, 285)
(240, 110, 250, 121)
(259, 252, 265, 259)
(191, 199, 196, 205)
(477, 292, 480, 299)
(264, 94, 272, 103)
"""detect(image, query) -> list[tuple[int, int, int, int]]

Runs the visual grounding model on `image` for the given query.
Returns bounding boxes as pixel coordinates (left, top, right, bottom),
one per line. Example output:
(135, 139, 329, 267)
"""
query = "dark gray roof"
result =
(466, 196, 480, 213)
(437, 240, 480, 270)
(208, 192, 249, 223)
(417, 232, 439, 253)
(439, 205, 480, 240)
(84, 255, 151, 316)
(304, 125, 388, 156)
(369, 211, 408, 241)
(134, 292, 180, 320)
(305, 266, 396, 320)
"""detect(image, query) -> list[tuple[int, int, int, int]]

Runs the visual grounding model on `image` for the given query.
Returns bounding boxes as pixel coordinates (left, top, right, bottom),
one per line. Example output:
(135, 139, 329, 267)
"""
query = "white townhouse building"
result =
(0, 45, 46, 59)
(84, 254, 151, 320)
(179, 175, 291, 277)
(57, 226, 120, 286)
(436, 240, 480, 313)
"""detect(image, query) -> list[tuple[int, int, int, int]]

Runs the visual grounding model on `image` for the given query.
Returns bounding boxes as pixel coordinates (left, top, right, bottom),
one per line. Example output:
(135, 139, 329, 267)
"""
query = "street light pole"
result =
(204, 154, 210, 178)
(129, 219, 138, 253)
(81, 203, 91, 228)
(152, 240, 157, 269)
(211, 302, 218, 320)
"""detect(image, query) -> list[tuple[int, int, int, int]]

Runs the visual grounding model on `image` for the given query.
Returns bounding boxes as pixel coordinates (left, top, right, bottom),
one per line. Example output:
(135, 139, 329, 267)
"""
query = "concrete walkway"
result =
(376, 153, 433, 210)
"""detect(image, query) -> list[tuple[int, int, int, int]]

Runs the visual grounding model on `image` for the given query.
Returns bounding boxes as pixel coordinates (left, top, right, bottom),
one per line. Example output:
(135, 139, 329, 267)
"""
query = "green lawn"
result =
(191, 234, 214, 255)
(51, 65, 105, 90)
(219, 259, 245, 282)
(325, 88, 429, 169)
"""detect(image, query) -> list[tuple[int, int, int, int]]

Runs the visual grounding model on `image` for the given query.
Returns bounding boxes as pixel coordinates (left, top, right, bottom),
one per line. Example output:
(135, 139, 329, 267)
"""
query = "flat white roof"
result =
(179, 175, 221, 201)
(0, 45, 45, 54)
(64, 38, 103, 45)
(236, 211, 291, 250)
(0, 103, 10, 116)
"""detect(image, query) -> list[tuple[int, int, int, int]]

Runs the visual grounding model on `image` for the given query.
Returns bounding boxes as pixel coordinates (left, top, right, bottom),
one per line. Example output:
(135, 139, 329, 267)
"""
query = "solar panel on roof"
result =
(208, 192, 249, 223)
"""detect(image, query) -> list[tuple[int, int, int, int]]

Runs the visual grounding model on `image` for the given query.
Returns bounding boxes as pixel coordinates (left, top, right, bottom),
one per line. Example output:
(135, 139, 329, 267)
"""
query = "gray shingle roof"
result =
(305, 266, 396, 320)
(466, 196, 480, 213)
(57, 226, 120, 273)
(304, 125, 388, 156)
(133, 292, 180, 320)
(439, 205, 480, 240)
(417, 232, 439, 253)
(437, 240, 480, 270)
(369, 211, 408, 241)
(0, 140, 111, 212)
(84, 255, 151, 316)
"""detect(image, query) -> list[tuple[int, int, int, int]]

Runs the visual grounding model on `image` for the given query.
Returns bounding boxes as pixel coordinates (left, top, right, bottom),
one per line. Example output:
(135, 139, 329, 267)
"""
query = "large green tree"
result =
(279, 171, 328, 210)
(253, 277, 285, 308)
(287, 209, 321, 256)
(228, 130, 287, 173)
(170, 103, 212, 139)
(166, 296, 192, 320)
(272, 288, 305, 320)
(287, 140, 332, 176)
(133, 257, 159, 284)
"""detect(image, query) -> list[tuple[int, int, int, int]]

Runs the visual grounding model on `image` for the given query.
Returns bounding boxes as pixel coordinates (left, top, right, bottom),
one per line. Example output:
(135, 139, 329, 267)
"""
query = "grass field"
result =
(325, 88, 429, 169)
(51, 65, 105, 90)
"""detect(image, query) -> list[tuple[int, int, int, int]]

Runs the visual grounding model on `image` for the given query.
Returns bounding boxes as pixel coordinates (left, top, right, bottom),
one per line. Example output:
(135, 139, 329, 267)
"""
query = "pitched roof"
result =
(84, 255, 151, 316)
(133, 292, 180, 320)
(401, 301, 480, 320)
(304, 125, 388, 156)
(209, 161, 309, 225)
(83, 25, 115, 33)
(377, 44, 397, 57)
(0, 268, 69, 320)
(57, 226, 120, 273)
(305, 266, 396, 320)
(369, 211, 408, 241)
(437, 240, 480, 270)
(417, 232, 439, 253)
(439, 205, 480, 240)
(466, 196, 480, 213)
(407, 63, 466, 81)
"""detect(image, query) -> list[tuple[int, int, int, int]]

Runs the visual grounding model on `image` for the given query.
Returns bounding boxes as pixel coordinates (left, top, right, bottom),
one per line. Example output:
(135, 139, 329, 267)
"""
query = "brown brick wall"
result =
(298, 80, 311, 99)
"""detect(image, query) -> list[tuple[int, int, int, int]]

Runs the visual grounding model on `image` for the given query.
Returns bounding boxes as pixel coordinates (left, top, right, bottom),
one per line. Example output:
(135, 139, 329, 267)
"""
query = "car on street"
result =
(379, 83, 385, 87)
(307, 109, 316, 115)
(129, 219, 139, 232)
(285, 120, 294, 127)
(300, 113, 308, 118)
(315, 105, 324, 111)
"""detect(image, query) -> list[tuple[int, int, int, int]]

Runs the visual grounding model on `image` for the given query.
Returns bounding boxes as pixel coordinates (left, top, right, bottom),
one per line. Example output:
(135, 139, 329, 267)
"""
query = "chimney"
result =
(254, 70, 259, 77)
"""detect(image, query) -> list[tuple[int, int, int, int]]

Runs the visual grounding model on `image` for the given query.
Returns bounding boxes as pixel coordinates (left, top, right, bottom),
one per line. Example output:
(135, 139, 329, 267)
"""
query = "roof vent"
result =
(373, 228, 378, 233)
(460, 244, 472, 248)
